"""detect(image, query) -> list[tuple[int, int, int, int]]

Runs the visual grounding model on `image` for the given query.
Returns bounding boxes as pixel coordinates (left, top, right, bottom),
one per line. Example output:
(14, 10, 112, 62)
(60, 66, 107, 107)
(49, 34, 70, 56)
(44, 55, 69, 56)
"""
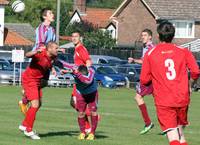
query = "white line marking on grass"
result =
(42, 107, 133, 118)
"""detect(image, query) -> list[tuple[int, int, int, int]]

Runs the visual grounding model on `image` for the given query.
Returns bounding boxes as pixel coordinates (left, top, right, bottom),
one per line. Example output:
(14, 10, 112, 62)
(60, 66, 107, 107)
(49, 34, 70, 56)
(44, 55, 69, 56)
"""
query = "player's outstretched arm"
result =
(25, 48, 43, 58)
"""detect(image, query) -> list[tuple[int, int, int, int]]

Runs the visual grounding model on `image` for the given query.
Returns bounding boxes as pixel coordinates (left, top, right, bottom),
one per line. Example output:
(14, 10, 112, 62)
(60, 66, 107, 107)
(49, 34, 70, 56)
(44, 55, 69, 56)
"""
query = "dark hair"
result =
(142, 29, 153, 36)
(72, 32, 81, 36)
(157, 21, 175, 43)
(40, 8, 52, 22)
(78, 65, 88, 75)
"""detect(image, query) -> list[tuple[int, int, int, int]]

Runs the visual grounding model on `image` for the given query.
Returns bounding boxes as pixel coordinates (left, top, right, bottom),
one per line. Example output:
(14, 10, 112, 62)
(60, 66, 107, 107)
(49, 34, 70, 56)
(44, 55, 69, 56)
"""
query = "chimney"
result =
(73, 0, 86, 15)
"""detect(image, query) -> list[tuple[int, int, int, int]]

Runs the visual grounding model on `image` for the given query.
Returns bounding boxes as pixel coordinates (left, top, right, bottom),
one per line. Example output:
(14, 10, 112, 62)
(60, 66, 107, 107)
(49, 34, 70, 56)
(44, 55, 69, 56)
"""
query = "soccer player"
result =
(61, 61, 99, 140)
(18, 42, 59, 140)
(33, 8, 56, 51)
(18, 8, 59, 114)
(140, 21, 200, 145)
(128, 29, 154, 134)
(71, 32, 93, 133)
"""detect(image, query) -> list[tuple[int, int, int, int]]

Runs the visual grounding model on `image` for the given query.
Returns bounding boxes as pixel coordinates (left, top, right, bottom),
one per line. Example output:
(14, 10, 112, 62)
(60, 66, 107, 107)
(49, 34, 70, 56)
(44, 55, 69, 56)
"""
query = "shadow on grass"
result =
(40, 131, 109, 139)
(39, 130, 79, 137)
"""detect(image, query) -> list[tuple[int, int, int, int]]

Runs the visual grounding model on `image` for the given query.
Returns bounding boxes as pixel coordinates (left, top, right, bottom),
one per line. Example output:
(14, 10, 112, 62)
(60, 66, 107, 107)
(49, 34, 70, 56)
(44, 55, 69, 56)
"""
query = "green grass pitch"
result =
(0, 86, 199, 145)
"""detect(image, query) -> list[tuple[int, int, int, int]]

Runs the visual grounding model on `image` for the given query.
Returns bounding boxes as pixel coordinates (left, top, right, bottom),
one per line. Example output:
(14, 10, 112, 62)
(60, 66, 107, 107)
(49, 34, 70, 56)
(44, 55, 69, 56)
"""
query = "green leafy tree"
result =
(86, 0, 123, 9)
(66, 20, 116, 49)
(65, 21, 96, 36)
(5, 0, 72, 28)
(83, 30, 116, 49)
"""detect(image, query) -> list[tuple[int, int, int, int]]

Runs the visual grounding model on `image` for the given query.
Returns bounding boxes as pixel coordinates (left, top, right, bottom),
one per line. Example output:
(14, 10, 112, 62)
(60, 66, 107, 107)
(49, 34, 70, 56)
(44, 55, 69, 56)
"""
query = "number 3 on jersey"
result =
(165, 59, 176, 80)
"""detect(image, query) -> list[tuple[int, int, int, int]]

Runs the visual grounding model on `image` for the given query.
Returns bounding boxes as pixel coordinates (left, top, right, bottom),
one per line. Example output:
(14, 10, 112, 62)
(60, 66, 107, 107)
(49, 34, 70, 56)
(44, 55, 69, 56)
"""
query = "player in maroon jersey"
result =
(140, 21, 200, 145)
(128, 29, 154, 134)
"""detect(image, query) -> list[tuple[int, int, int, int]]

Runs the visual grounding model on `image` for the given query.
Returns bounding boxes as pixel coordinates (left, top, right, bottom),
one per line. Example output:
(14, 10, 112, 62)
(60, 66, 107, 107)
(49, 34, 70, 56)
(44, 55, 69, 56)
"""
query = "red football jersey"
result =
(140, 43, 200, 107)
(74, 44, 90, 66)
(23, 50, 53, 83)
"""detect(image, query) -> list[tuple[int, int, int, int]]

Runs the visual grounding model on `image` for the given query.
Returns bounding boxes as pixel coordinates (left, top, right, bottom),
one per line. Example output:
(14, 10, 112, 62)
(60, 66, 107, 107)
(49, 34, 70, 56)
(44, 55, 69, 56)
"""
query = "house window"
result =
(171, 21, 195, 38)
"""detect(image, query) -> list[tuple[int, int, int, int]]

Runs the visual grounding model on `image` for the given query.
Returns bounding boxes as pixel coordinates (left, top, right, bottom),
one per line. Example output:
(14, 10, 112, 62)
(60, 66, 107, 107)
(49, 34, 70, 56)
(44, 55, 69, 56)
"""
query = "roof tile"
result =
(4, 29, 34, 46)
(144, 0, 200, 20)
(81, 8, 114, 28)
(0, 0, 9, 5)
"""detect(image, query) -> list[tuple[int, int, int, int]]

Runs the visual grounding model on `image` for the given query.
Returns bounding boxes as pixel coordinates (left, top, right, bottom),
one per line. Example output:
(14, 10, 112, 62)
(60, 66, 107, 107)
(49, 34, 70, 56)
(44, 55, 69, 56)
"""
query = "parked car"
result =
(11, 61, 30, 72)
(91, 55, 127, 66)
(116, 64, 142, 87)
(48, 66, 74, 87)
(92, 65, 127, 88)
(0, 58, 10, 64)
(57, 53, 74, 64)
(0, 61, 19, 85)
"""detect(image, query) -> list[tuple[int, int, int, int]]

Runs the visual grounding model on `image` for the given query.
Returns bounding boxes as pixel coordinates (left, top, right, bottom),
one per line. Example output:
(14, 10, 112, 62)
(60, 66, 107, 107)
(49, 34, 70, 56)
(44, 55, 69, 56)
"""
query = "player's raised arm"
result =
(25, 48, 43, 58)
(140, 54, 152, 85)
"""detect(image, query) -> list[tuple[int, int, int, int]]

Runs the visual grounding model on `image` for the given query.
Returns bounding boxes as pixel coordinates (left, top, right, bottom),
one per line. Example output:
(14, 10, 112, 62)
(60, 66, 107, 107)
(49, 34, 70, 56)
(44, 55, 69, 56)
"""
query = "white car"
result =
(0, 61, 19, 85)
(48, 67, 74, 87)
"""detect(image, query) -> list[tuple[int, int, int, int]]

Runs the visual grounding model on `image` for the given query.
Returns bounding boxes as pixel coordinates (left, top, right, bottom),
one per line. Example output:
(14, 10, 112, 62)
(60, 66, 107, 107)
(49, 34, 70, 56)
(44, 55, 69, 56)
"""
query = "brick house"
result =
(110, 0, 200, 47)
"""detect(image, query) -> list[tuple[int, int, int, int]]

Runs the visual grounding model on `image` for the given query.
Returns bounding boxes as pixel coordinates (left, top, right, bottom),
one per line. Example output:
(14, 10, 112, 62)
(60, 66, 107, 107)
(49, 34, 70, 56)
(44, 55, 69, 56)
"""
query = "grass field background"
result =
(0, 86, 199, 145)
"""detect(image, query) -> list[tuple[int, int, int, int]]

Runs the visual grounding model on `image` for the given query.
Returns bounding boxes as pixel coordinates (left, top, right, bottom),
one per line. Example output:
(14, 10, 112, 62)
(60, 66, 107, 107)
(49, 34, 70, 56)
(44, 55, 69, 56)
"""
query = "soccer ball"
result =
(12, 0, 25, 13)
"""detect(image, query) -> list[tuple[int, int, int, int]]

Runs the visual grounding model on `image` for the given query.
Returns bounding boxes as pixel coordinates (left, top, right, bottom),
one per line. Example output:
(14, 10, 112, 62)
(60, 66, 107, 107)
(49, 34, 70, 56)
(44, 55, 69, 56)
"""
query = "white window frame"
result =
(171, 20, 195, 38)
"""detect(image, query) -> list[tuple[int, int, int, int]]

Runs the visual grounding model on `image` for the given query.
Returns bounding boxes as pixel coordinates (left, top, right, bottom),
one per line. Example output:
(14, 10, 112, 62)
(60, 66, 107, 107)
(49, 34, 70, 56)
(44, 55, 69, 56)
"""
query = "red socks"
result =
(22, 107, 39, 132)
(170, 141, 180, 145)
(139, 103, 151, 126)
(91, 115, 98, 134)
(78, 117, 86, 134)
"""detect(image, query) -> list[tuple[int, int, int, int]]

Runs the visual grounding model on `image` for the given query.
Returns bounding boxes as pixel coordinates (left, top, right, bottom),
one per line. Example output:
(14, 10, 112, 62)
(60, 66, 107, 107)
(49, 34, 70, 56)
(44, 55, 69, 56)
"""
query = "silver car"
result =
(0, 61, 19, 85)
(48, 66, 74, 87)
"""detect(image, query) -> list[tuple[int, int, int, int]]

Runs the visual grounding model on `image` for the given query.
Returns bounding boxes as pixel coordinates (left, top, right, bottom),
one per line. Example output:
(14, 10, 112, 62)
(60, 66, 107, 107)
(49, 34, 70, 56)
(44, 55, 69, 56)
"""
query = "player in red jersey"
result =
(71, 32, 93, 133)
(18, 42, 59, 140)
(18, 8, 57, 115)
(128, 29, 154, 134)
(140, 21, 200, 145)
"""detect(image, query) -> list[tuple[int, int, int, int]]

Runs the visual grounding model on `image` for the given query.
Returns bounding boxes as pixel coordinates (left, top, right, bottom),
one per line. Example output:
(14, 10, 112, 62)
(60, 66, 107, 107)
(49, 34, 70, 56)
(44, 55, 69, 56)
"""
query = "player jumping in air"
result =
(18, 42, 59, 140)
(140, 21, 200, 145)
(18, 8, 60, 114)
(60, 61, 99, 140)
(128, 29, 154, 134)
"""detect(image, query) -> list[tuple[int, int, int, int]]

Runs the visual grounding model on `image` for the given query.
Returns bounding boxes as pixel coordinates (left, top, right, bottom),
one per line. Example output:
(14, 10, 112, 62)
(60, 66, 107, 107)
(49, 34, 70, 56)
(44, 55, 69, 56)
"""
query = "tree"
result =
(86, 0, 123, 9)
(5, 0, 72, 28)
(66, 21, 116, 49)
(65, 21, 96, 36)
(83, 30, 116, 49)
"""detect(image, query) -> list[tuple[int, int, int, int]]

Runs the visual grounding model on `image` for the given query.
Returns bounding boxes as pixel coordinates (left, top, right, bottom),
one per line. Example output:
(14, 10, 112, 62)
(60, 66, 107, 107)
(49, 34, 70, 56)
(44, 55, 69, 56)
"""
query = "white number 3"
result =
(165, 59, 176, 80)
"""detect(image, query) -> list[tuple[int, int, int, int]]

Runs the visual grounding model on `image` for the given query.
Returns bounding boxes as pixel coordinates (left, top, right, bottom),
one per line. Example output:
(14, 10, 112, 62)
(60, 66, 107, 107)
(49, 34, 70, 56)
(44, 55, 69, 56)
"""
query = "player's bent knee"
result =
(135, 94, 141, 100)
(31, 100, 40, 108)
(78, 112, 85, 118)
(91, 111, 97, 116)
